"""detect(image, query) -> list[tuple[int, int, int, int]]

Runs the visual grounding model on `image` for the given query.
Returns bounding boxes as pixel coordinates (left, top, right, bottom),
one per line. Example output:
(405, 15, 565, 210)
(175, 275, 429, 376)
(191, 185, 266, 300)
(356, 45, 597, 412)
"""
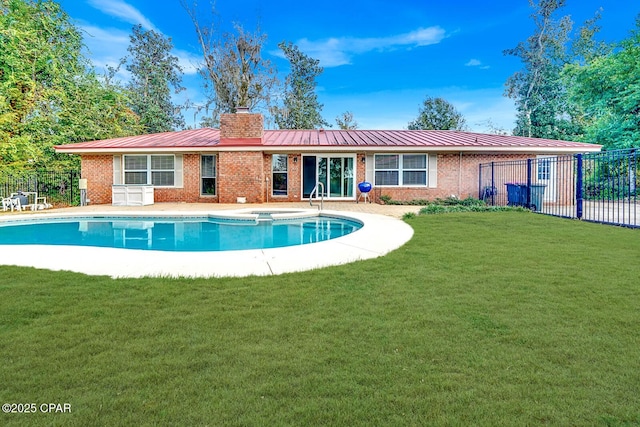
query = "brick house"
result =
(54, 111, 601, 205)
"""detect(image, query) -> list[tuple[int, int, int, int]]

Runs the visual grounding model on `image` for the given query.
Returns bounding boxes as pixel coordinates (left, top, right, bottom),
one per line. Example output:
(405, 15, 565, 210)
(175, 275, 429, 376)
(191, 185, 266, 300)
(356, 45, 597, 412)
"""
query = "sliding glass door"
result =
(302, 155, 355, 199)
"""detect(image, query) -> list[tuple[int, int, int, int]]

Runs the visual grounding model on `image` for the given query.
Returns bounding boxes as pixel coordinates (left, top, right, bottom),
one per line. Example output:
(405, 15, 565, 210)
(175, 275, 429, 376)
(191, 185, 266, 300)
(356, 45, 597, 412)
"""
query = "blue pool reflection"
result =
(0, 216, 363, 251)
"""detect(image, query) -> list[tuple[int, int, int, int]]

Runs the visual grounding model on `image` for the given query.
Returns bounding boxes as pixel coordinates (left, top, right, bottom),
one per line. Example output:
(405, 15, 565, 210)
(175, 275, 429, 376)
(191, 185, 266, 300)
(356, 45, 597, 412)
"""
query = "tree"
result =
(476, 119, 509, 135)
(335, 111, 358, 130)
(0, 0, 140, 171)
(273, 41, 329, 129)
(503, 0, 585, 140)
(0, 0, 84, 169)
(407, 96, 466, 130)
(564, 18, 640, 148)
(56, 71, 140, 145)
(125, 24, 185, 133)
(183, 1, 278, 126)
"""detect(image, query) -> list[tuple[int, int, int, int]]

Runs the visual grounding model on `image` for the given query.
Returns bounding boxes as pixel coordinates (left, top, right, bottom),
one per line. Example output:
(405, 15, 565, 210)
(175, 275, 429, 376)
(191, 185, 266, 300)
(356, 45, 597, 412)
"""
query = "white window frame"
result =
(537, 158, 551, 180)
(374, 154, 429, 187)
(122, 154, 176, 187)
(271, 154, 288, 196)
(201, 155, 217, 196)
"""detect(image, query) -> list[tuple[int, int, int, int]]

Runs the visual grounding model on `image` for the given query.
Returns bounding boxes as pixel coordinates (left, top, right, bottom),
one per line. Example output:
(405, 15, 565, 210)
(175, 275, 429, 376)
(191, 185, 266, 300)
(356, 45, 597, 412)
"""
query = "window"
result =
(124, 155, 175, 186)
(201, 155, 216, 196)
(374, 154, 428, 186)
(537, 158, 551, 180)
(151, 155, 175, 186)
(374, 155, 399, 186)
(124, 155, 147, 185)
(272, 154, 288, 196)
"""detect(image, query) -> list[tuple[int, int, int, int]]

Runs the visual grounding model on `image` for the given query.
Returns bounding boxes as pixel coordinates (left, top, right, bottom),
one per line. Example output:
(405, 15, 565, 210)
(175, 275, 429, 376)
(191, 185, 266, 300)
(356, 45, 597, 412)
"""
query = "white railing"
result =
(309, 182, 324, 211)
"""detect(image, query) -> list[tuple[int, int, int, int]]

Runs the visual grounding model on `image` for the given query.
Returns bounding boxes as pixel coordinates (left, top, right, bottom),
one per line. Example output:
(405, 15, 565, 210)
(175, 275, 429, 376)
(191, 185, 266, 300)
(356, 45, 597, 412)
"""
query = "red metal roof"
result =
(262, 129, 600, 149)
(54, 127, 602, 153)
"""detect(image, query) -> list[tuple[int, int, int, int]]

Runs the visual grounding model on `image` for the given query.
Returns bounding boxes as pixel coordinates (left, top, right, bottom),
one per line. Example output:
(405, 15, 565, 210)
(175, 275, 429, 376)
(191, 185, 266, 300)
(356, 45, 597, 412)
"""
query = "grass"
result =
(1, 211, 639, 426)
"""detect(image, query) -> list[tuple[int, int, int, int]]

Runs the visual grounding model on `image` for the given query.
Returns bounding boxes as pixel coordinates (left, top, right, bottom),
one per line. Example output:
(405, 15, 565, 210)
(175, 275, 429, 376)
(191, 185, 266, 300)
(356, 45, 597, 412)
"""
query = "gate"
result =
(479, 149, 638, 228)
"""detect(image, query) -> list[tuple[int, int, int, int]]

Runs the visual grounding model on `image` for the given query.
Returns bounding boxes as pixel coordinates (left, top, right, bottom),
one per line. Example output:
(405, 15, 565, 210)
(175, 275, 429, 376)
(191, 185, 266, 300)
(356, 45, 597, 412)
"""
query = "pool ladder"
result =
(309, 182, 324, 211)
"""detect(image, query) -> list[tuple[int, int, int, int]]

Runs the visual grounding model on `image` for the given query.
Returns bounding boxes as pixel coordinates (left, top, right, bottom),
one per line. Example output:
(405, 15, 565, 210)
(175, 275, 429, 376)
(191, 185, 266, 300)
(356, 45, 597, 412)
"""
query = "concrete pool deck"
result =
(0, 203, 420, 278)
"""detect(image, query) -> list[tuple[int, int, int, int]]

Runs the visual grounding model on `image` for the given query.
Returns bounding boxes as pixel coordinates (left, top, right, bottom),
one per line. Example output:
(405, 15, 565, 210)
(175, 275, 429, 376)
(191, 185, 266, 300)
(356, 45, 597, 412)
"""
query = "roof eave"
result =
(54, 143, 602, 155)
(53, 146, 217, 154)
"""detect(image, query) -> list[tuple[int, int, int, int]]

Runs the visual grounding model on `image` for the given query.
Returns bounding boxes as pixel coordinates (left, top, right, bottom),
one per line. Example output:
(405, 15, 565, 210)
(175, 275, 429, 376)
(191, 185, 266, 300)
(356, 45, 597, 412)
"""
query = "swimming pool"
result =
(0, 208, 414, 278)
(0, 214, 362, 251)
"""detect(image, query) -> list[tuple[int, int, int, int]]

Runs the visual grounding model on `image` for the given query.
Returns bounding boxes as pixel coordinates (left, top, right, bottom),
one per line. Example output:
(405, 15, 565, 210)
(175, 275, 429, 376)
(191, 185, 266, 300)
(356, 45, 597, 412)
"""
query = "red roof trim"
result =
(218, 137, 262, 146)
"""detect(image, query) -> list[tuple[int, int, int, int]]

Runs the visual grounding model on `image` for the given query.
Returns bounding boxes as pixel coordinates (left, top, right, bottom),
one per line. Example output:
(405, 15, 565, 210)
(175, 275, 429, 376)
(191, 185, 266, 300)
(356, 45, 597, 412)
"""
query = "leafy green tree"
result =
(273, 41, 329, 129)
(125, 24, 185, 133)
(564, 18, 640, 148)
(0, 0, 141, 171)
(408, 96, 466, 130)
(503, 0, 579, 139)
(0, 0, 84, 169)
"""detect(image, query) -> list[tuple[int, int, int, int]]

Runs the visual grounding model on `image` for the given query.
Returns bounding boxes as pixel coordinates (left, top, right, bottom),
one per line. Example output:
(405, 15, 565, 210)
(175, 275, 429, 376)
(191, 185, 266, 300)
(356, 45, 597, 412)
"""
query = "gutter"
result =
(54, 144, 603, 155)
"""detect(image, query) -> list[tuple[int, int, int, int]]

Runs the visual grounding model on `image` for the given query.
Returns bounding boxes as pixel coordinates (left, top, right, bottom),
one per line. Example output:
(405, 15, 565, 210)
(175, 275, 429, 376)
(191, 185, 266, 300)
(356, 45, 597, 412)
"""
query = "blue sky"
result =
(57, 0, 637, 133)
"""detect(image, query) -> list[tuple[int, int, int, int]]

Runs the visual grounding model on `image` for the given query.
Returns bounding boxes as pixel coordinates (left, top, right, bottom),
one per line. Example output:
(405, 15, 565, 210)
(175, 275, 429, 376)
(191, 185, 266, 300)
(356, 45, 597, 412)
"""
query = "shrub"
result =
(418, 204, 528, 215)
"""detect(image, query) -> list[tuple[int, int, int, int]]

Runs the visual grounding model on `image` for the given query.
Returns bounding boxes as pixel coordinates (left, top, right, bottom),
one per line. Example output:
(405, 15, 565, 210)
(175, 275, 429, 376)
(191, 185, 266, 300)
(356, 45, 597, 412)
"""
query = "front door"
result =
(302, 155, 355, 199)
(536, 155, 557, 202)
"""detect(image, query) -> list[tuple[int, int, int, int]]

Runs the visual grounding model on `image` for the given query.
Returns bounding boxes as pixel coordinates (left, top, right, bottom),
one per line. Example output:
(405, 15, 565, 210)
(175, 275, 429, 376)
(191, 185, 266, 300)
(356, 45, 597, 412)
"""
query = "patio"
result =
(45, 201, 423, 218)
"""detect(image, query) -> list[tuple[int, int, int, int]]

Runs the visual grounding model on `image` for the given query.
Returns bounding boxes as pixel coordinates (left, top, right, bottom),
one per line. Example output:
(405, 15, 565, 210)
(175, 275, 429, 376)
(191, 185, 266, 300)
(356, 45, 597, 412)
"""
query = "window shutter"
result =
(428, 154, 438, 188)
(174, 154, 183, 188)
(113, 155, 122, 184)
(365, 154, 374, 183)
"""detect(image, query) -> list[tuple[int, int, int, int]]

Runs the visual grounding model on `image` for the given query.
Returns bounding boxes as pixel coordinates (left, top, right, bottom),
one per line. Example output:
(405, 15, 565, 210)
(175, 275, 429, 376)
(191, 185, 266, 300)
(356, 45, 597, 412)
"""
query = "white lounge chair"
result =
(2, 196, 22, 211)
(1, 196, 12, 211)
(32, 195, 52, 210)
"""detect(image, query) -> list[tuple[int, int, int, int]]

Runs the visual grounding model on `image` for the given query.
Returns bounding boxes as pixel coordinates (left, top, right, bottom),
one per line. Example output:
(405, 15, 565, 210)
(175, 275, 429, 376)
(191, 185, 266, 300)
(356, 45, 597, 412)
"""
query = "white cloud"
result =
(87, 0, 158, 32)
(465, 59, 491, 70)
(79, 25, 129, 75)
(174, 48, 201, 76)
(272, 26, 447, 68)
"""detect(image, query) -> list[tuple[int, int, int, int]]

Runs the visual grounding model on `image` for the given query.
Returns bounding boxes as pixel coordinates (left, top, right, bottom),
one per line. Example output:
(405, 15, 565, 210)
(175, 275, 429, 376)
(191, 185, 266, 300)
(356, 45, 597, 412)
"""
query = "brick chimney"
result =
(219, 109, 264, 146)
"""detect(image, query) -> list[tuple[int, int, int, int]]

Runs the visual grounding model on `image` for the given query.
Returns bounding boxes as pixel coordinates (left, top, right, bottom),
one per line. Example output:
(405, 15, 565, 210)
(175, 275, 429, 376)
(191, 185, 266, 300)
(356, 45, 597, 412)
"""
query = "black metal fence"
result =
(479, 149, 638, 228)
(1, 170, 81, 207)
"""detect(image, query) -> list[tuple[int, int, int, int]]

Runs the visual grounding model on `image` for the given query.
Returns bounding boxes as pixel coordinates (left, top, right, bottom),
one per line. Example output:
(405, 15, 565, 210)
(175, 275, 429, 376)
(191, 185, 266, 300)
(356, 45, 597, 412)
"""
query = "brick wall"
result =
(371, 152, 536, 202)
(220, 113, 263, 141)
(154, 154, 212, 203)
(80, 149, 551, 205)
(81, 155, 113, 204)
(82, 154, 221, 204)
(218, 152, 266, 203)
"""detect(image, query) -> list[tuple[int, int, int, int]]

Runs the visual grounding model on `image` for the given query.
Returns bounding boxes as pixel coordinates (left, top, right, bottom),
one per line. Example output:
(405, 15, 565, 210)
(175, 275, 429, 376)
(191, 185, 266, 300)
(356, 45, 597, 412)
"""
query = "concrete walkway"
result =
(42, 201, 422, 218)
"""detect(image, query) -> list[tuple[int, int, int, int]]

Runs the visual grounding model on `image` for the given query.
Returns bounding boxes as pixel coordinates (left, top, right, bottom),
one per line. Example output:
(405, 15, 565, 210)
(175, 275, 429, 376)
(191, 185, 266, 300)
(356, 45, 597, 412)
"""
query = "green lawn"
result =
(1, 211, 639, 426)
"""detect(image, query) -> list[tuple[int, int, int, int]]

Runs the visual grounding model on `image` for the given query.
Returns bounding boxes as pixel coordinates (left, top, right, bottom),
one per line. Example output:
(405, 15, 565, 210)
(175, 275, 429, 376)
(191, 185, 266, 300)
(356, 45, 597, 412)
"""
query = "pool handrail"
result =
(309, 182, 324, 211)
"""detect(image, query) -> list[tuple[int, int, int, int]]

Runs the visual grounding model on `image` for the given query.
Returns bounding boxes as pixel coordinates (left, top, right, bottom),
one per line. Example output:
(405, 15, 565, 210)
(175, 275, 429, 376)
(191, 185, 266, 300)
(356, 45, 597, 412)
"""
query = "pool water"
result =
(0, 216, 363, 252)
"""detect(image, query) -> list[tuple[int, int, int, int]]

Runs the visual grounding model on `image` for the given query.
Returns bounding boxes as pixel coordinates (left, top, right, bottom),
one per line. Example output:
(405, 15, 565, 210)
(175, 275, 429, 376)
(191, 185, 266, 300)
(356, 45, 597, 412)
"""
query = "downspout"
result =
(265, 177, 270, 204)
(458, 151, 463, 197)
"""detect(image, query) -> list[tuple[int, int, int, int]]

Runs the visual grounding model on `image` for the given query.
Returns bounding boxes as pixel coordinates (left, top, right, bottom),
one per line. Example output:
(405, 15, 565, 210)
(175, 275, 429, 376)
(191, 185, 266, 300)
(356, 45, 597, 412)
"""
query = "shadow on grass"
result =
(1, 212, 639, 426)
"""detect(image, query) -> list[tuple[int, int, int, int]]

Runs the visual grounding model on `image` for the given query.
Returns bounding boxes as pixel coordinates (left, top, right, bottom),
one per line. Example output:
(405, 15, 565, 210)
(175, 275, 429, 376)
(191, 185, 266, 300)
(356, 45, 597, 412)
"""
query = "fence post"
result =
(491, 162, 495, 206)
(526, 158, 532, 208)
(69, 171, 75, 206)
(630, 149, 636, 196)
(576, 154, 583, 219)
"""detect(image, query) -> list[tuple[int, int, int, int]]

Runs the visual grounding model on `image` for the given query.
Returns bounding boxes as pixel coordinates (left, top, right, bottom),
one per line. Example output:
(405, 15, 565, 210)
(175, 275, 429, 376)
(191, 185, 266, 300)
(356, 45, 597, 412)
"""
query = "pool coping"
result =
(0, 208, 413, 278)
